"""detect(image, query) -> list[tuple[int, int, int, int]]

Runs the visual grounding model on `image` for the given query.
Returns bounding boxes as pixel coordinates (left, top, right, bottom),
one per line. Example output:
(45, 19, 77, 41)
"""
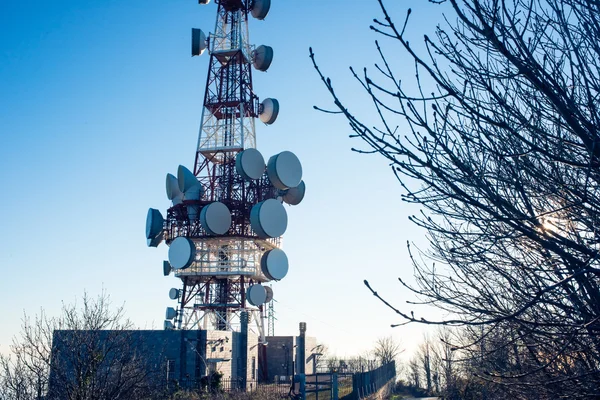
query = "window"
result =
(251, 356, 256, 380)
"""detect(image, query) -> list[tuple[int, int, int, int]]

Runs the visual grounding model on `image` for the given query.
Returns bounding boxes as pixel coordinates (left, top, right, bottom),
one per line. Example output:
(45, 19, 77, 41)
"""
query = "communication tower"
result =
(145, 0, 306, 342)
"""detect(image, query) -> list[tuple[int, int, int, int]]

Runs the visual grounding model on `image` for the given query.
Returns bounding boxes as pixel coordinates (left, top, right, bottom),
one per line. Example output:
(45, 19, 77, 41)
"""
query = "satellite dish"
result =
(236, 148, 265, 180)
(200, 202, 232, 235)
(247, 284, 267, 306)
(166, 173, 183, 201)
(166, 307, 177, 320)
(172, 195, 184, 206)
(163, 260, 172, 276)
(177, 165, 204, 200)
(146, 208, 164, 239)
(147, 232, 164, 248)
(168, 237, 196, 270)
(251, 0, 271, 20)
(264, 286, 274, 303)
(192, 28, 207, 56)
(250, 198, 288, 238)
(164, 320, 174, 330)
(283, 180, 306, 205)
(259, 98, 279, 125)
(261, 248, 289, 280)
(267, 151, 302, 190)
(169, 288, 180, 300)
(198, 0, 210, 4)
(252, 45, 273, 71)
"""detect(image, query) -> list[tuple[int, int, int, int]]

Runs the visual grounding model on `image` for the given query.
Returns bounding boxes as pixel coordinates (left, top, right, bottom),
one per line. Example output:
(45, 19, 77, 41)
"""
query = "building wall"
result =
(263, 335, 317, 382)
(49, 329, 258, 392)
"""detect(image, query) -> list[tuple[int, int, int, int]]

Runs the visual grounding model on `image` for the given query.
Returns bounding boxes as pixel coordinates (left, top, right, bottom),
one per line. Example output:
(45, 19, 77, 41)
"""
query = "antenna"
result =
(146, 1, 307, 340)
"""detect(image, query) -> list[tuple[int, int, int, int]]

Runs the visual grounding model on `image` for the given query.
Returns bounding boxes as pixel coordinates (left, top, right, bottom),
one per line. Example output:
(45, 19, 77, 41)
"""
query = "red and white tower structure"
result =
(146, 0, 306, 341)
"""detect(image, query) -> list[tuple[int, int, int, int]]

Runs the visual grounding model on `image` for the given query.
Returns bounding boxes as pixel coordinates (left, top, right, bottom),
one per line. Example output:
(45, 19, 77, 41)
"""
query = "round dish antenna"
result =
(165, 307, 177, 320)
(163, 260, 172, 276)
(250, 198, 288, 238)
(169, 288, 180, 300)
(267, 151, 303, 190)
(259, 98, 279, 125)
(168, 237, 196, 270)
(200, 202, 232, 235)
(283, 180, 306, 205)
(236, 148, 266, 180)
(264, 286, 274, 303)
(261, 248, 289, 280)
(198, 0, 210, 4)
(178, 165, 204, 200)
(147, 233, 164, 248)
(251, 0, 271, 20)
(146, 208, 164, 239)
(166, 173, 183, 201)
(164, 320, 174, 330)
(191, 28, 208, 56)
(252, 45, 273, 71)
(247, 284, 267, 306)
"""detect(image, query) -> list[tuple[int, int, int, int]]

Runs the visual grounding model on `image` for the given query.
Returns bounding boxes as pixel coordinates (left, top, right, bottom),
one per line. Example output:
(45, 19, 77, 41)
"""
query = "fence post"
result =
(238, 312, 248, 391)
(332, 371, 339, 400)
(298, 373, 306, 400)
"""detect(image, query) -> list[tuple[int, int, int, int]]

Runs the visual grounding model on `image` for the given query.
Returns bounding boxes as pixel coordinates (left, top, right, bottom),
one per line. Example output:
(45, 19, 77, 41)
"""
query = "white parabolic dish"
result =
(146, 208, 164, 239)
(166, 173, 183, 200)
(177, 165, 204, 200)
(200, 202, 232, 235)
(250, 199, 288, 238)
(165, 307, 177, 320)
(191, 28, 207, 56)
(264, 286, 274, 303)
(163, 260, 172, 276)
(247, 284, 267, 306)
(147, 233, 164, 248)
(267, 151, 302, 190)
(283, 180, 306, 205)
(251, 0, 271, 20)
(259, 98, 279, 125)
(253, 45, 273, 72)
(168, 237, 196, 270)
(236, 148, 265, 180)
(261, 248, 289, 280)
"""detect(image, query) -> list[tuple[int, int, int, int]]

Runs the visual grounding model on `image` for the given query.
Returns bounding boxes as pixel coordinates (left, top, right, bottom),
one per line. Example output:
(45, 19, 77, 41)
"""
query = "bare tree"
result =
(407, 356, 421, 389)
(373, 336, 403, 366)
(417, 336, 433, 395)
(311, 0, 600, 396)
(1, 292, 163, 400)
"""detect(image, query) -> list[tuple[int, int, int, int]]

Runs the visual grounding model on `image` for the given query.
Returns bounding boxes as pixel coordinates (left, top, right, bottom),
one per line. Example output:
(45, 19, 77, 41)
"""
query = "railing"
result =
(169, 377, 293, 397)
(350, 361, 396, 399)
(301, 362, 395, 400)
(168, 362, 395, 400)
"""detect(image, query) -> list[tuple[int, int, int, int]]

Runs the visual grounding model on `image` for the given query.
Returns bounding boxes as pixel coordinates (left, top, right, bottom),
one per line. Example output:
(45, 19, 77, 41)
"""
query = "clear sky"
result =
(0, 0, 449, 360)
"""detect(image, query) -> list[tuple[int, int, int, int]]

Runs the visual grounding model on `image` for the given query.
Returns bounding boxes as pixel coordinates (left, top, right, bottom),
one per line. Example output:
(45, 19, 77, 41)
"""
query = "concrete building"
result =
(49, 329, 258, 392)
(261, 335, 317, 382)
(49, 327, 319, 392)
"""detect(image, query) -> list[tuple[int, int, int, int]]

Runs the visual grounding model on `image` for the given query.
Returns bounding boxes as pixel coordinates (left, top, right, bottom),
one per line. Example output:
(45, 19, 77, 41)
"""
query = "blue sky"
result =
(0, 0, 449, 359)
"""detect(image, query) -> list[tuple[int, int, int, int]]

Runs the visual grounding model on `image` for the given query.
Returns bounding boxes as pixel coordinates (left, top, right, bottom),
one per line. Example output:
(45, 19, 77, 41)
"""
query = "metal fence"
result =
(350, 361, 396, 399)
(168, 362, 395, 400)
(171, 377, 293, 397)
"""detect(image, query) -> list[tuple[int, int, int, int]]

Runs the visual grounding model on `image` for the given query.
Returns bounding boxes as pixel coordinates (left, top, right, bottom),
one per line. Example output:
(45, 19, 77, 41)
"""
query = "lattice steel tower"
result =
(146, 0, 306, 341)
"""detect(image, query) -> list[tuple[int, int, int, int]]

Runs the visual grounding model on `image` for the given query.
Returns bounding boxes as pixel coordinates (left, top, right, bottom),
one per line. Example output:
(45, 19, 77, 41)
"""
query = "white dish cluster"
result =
(146, 148, 306, 309)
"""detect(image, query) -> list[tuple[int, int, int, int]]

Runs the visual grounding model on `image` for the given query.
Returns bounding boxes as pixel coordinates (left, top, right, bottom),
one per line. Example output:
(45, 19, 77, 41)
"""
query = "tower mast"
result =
(146, 0, 305, 343)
